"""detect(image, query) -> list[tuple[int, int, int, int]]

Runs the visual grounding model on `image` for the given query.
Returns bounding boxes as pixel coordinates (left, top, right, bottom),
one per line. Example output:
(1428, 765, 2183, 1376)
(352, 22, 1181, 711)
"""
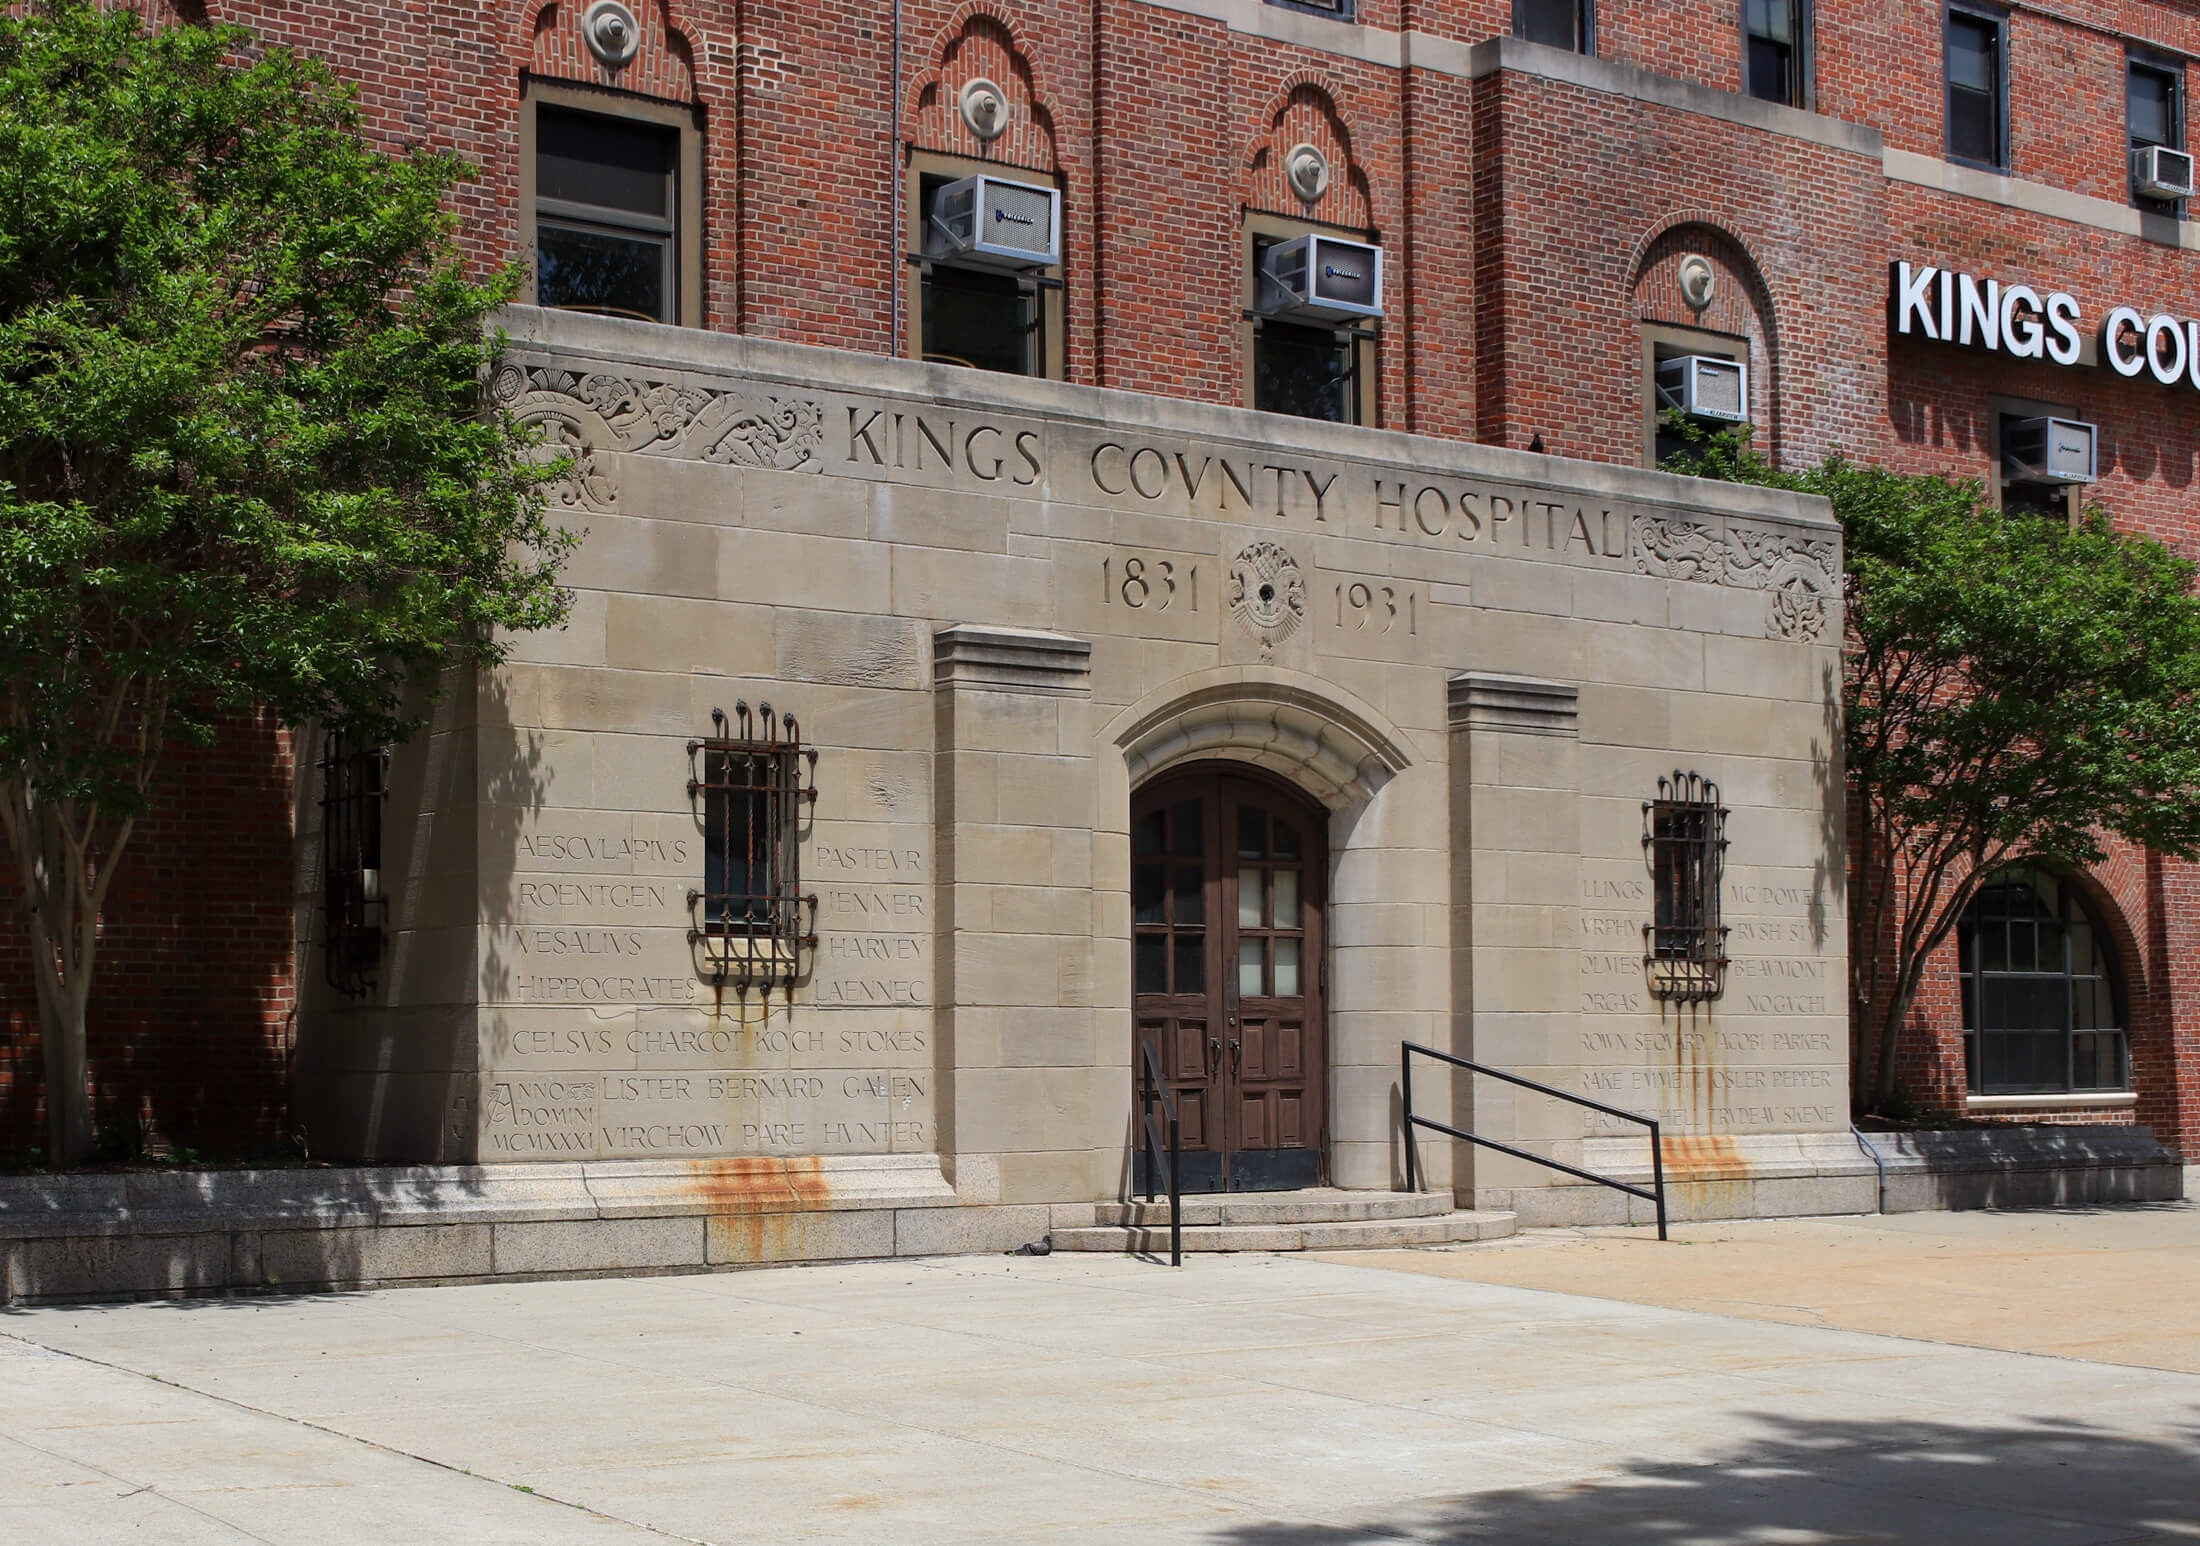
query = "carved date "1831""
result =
(1102, 554, 1200, 611)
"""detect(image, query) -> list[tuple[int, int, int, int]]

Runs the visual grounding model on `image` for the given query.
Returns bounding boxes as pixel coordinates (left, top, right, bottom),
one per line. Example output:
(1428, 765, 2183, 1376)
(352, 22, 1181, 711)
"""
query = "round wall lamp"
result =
(1678, 254, 1718, 311)
(1285, 143, 1331, 203)
(960, 78, 1009, 140)
(584, 1, 641, 68)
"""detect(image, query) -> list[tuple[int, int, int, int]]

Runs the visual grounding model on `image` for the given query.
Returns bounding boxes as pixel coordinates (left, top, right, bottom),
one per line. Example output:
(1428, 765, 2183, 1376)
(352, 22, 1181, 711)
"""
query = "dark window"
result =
(1515, 0, 1592, 53)
(1945, 9, 2006, 168)
(919, 175, 1045, 376)
(1652, 342, 1744, 465)
(1643, 772, 1729, 1002)
(1266, 0, 1354, 18)
(690, 704, 816, 987)
(1133, 797, 1207, 997)
(1255, 319, 1355, 423)
(319, 735, 387, 999)
(1960, 872, 2126, 1095)
(535, 107, 678, 323)
(2129, 60, 2183, 214)
(1744, 0, 1807, 107)
(1252, 234, 1361, 424)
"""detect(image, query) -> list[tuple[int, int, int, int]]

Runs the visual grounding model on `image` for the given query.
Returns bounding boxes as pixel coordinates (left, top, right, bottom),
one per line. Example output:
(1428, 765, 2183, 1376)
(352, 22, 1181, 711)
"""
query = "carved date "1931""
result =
(1333, 580, 1418, 635)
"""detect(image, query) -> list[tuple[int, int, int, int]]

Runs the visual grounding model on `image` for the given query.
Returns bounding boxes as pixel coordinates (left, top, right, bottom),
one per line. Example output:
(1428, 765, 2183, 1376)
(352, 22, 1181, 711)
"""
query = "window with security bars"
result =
(1960, 871, 2127, 1094)
(688, 703, 817, 985)
(318, 734, 387, 998)
(1642, 772, 1729, 1002)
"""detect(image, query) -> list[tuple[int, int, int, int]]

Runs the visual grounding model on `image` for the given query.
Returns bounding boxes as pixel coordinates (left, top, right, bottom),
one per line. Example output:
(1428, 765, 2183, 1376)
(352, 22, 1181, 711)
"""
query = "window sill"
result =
(1965, 1091, 2137, 1112)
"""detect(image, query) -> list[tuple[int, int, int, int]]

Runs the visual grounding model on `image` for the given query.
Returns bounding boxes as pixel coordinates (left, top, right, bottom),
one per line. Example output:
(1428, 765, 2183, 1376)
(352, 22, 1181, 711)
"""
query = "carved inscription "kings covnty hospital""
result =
(496, 361, 1841, 642)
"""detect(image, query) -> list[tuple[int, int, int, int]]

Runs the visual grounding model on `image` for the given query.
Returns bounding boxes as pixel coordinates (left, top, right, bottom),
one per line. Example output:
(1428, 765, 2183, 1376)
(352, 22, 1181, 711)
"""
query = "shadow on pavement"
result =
(1207, 1412, 2200, 1544)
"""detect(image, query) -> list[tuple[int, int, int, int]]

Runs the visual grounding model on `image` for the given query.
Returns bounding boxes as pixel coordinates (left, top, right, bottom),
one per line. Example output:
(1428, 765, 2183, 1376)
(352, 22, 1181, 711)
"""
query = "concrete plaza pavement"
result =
(4, 1208, 2199, 1544)
(1327, 1201, 2200, 1374)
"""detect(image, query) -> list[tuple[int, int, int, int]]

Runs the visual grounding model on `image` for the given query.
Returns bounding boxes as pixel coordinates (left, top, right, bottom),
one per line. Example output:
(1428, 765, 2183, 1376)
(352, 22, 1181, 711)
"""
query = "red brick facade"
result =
(6, 0, 2199, 1158)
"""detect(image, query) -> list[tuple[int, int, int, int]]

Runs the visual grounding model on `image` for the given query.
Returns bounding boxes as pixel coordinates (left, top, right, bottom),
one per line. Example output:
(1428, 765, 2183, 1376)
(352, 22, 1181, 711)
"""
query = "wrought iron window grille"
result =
(687, 702, 818, 989)
(1642, 770, 1729, 1002)
(318, 734, 389, 998)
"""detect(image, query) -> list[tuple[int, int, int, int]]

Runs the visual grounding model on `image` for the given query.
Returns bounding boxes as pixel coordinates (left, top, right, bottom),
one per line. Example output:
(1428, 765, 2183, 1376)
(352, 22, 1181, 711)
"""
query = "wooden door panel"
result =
(1163, 1019, 1208, 1084)
(1136, 768, 1326, 1193)
(1238, 1091, 1271, 1151)
(1179, 1086, 1211, 1150)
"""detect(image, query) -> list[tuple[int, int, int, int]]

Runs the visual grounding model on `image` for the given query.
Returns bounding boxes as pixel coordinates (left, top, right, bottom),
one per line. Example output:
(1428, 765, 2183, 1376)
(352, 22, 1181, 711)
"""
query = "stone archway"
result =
(1098, 668, 1440, 1192)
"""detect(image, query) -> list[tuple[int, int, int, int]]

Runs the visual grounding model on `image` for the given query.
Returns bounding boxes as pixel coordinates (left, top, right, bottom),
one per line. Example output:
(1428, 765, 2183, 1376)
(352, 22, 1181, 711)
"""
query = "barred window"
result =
(1642, 771, 1728, 1002)
(318, 734, 387, 998)
(688, 703, 817, 985)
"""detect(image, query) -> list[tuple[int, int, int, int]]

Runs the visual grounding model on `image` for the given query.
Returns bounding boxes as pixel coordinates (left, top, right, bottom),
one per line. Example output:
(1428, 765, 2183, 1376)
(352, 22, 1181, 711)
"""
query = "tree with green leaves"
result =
(1669, 427, 2200, 1113)
(0, 2, 572, 1165)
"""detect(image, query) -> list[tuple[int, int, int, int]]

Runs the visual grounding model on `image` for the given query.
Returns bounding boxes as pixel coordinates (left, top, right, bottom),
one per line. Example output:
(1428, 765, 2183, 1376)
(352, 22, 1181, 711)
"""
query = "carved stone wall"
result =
(296, 311, 1851, 1224)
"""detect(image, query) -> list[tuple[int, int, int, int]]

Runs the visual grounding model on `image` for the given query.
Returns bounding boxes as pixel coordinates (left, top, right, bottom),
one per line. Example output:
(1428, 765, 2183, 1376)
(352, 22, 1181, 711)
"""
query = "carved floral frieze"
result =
(1632, 514, 1839, 642)
(489, 364, 825, 510)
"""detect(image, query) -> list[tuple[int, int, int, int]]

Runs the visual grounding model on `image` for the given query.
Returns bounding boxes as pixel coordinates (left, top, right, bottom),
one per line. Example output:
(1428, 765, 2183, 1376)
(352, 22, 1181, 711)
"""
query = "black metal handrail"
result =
(1401, 1042, 1668, 1241)
(1137, 1039, 1184, 1267)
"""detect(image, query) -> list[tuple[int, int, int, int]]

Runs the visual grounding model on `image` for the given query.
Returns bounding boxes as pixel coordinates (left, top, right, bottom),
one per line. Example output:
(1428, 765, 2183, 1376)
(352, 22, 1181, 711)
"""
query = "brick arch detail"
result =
(512, 0, 702, 102)
(1629, 213, 1782, 458)
(1241, 75, 1371, 231)
(1627, 214, 1778, 344)
(904, 6, 1062, 173)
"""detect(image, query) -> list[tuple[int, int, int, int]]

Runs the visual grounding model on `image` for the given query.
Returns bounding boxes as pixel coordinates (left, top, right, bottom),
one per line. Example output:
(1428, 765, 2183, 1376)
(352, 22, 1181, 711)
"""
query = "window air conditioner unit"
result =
(1655, 355, 1749, 423)
(926, 175, 1061, 271)
(2133, 144, 2196, 200)
(1258, 234, 1384, 323)
(2003, 416, 2097, 486)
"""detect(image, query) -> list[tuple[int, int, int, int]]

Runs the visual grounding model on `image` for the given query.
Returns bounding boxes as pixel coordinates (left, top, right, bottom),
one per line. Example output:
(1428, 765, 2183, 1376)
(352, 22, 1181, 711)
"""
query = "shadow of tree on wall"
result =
(0, 711, 297, 1162)
(1207, 1413, 2200, 1545)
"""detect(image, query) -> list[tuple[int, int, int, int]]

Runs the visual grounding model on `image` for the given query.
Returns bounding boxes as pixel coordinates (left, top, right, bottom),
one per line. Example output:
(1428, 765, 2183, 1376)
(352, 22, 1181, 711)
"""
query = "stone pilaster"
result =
(1449, 672, 1583, 1203)
(932, 626, 1101, 1205)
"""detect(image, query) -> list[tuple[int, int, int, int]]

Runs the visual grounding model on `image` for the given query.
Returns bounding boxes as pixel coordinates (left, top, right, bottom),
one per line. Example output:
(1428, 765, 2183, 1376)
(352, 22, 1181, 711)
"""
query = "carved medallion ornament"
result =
(1228, 541, 1307, 655)
(1766, 570, 1830, 641)
(489, 364, 825, 512)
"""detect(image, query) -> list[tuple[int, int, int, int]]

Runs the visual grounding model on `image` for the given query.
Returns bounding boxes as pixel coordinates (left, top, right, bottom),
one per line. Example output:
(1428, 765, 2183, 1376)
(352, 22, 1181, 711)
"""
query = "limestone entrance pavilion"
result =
(290, 309, 1857, 1258)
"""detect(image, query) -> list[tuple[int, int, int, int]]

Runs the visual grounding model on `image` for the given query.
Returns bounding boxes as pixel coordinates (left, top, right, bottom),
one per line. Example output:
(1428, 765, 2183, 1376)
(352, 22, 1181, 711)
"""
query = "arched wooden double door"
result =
(1133, 767, 1326, 1192)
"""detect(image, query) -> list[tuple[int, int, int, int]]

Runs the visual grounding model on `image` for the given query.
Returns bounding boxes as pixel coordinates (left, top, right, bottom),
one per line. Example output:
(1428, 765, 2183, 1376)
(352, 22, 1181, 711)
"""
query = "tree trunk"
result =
(3, 783, 112, 1169)
(32, 963, 94, 1167)
(1871, 979, 1913, 1113)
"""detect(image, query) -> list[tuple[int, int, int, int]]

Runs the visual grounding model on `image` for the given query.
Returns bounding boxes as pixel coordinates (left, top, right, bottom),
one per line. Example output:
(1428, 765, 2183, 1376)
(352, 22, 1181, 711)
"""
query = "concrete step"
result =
(1096, 1188, 1453, 1228)
(1051, 1209, 1517, 1254)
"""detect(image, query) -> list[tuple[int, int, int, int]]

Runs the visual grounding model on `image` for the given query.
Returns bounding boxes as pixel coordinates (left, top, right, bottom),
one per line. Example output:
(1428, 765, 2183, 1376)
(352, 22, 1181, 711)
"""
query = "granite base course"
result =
(1485, 1124, 2184, 1226)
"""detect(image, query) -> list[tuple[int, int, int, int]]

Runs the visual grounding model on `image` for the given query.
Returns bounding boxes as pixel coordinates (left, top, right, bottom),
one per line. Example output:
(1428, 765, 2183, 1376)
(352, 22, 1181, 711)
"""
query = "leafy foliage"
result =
(1667, 422, 2200, 1108)
(0, 2, 572, 1162)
